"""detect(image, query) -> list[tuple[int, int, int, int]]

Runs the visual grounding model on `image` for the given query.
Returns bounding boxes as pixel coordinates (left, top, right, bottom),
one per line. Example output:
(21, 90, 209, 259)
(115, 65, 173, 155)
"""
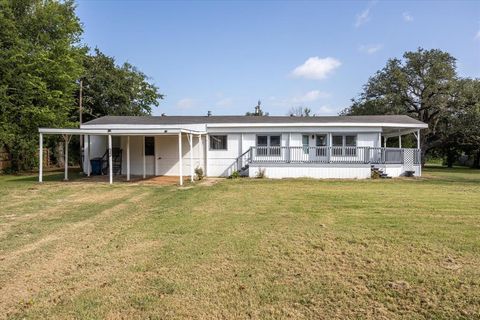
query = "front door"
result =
(144, 136, 155, 175)
(314, 134, 328, 160)
(155, 135, 178, 176)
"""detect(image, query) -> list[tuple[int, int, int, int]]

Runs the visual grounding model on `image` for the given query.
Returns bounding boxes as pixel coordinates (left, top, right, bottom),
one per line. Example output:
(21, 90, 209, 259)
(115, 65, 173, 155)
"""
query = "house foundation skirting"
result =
(248, 164, 421, 179)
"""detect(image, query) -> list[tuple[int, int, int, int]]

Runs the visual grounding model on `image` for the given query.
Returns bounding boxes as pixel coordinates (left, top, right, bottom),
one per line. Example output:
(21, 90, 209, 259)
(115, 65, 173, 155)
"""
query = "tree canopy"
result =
(341, 48, 480, 167)
(0, 0, 84, 170)
(80, 49, 163, 123)
(0, 0, 163, 171)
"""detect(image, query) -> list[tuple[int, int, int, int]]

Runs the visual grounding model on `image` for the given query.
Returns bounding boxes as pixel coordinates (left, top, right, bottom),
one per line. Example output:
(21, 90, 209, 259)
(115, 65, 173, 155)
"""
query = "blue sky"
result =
(76, 0, 480, 116)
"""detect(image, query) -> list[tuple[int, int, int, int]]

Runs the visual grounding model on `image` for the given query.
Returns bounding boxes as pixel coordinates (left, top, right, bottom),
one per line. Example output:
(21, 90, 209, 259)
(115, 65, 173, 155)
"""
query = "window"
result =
(144, 137, 155, 156)
(345, 135, 357, 156)
(257, 135, 281, 156)
(210, 135, 227, 150)
(332, 135, 357, 156)
(345, 135, 356, 147)
(316, 134, 327, 156)
(302, 135, 309, 154)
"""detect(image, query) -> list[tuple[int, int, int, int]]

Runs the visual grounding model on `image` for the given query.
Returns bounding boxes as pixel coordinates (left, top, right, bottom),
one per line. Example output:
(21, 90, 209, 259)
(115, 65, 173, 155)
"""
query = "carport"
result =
(38, 127, 206, 185)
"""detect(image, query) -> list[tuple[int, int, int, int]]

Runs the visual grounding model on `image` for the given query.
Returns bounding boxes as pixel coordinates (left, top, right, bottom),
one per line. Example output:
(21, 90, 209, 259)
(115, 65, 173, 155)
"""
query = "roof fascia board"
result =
(206, 122, 428, 128)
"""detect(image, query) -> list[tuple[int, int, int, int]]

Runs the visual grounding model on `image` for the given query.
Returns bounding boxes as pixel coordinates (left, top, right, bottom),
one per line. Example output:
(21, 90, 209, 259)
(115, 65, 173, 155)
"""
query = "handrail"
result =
(248, 146, 420, 165)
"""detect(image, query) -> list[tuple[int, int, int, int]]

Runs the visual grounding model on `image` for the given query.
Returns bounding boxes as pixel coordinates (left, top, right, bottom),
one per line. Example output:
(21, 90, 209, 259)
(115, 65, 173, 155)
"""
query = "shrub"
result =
(194, 167, 204, 180)
(230, 170, 240, 179)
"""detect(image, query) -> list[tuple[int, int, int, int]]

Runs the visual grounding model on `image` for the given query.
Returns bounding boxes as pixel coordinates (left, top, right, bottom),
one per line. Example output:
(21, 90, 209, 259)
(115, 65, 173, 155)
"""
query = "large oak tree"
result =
(341, 48, 458, 163)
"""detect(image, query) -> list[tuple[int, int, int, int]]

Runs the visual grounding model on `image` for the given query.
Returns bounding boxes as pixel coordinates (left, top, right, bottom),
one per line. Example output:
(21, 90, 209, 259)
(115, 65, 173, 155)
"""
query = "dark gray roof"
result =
(83, 115, 426, 126)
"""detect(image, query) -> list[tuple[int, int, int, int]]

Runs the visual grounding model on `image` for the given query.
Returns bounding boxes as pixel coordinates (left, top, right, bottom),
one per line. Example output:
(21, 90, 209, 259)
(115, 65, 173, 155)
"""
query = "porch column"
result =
(327, 133, 332, 163)
(189, 133, 193, 182)
(126, 136, 130, 181)
(384, 137, 387, 148)
(178, 132, 183, 185)
(205, 134, 209, 177)
(398, 135, 402, 148)
(377, 133, 381, 148)
(142, 136, 146, 179)
(86, 135, 91, 176)
(416, 129, 420, 148)
(198, 134, 202, 171)
(63, 134, 69, 181)
(108, 134, 113, 184)
(39, 133, 43, 183)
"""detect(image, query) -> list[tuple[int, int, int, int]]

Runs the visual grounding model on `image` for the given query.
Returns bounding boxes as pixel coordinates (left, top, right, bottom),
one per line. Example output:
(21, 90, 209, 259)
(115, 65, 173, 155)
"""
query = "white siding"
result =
(357, 133, 379, 148)
(207, 133, 241, 177)
(249, 165, 371, 179)
(85, 134, 205, 177)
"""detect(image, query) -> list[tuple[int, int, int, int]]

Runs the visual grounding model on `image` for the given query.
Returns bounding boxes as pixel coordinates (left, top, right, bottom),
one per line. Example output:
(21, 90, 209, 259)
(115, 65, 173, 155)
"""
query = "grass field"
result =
(0, 167, 479, 319)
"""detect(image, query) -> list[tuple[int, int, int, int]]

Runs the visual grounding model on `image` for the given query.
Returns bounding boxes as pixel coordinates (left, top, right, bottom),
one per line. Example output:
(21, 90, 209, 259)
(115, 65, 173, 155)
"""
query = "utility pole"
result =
(79, 79, 84, 173)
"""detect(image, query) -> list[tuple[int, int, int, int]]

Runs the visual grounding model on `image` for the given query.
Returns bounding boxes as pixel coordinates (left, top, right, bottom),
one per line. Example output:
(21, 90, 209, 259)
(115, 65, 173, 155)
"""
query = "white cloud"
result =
(359, 44, 383, 54)
(475, 30, 480, 41)
(292, 90, 330, 104)
(215, 98, 233, 107)
(291, 57, 341, 80)
(355, 8, 371, 28)
(402, 12, 414, 22)
(176, 98, 195, 109)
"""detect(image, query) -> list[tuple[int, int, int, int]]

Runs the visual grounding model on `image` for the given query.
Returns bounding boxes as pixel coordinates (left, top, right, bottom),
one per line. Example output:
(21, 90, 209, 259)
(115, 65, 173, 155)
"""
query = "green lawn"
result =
(0, 167, 479, 319)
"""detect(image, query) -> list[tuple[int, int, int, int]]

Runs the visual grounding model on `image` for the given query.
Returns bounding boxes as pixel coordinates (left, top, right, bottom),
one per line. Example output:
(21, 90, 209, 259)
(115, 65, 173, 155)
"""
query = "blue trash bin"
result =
(90, 158, 103, 175)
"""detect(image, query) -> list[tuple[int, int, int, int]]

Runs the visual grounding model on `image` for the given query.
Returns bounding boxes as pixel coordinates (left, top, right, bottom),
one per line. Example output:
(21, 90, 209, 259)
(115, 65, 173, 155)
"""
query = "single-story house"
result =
(38, 114, 428, 184)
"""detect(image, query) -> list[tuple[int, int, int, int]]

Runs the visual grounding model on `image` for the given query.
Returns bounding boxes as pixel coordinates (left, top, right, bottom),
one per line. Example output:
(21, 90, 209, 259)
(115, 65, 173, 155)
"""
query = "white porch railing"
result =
(245, 146, 420, 166)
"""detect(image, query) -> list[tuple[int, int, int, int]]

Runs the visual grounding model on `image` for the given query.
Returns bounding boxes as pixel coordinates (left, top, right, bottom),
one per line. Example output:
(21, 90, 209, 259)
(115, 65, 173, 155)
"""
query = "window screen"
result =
(270, 136, 281, 146)
(210, 135, 227, 150)
(332, 135, 343, 146)
(345, 135, 356, 146)
(257, 136, 268, 146)
(144, 137, 155, 156)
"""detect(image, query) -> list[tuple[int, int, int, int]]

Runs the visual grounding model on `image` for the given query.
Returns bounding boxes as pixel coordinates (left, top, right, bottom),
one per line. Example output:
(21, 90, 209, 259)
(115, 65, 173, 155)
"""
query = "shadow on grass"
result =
(1, 168, 85, 184)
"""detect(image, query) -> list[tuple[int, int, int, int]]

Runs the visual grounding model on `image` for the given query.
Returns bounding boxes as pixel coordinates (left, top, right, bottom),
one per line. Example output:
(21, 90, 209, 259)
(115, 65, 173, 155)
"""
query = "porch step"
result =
(371, 166, 391, 179)
(239, 164, 249, 177)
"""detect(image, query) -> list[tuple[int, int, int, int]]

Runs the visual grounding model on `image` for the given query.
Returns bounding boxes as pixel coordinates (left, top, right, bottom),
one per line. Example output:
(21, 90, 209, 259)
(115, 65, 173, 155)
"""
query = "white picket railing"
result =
(247, 146, 420, 165)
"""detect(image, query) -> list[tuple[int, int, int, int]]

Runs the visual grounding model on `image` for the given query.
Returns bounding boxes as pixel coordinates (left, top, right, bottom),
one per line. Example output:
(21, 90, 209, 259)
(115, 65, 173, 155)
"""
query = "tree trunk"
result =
(446, 150, 455, 168)
(56, 142, 64, 167)
(473, 150, 480, 169)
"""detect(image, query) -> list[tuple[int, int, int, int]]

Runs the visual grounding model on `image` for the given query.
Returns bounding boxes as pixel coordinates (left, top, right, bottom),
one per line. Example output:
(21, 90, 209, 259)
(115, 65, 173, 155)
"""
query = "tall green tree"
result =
(341, 48, 457, 163)
(0, 0, 85, 170)
(80, 49, 163, 123)
(435, 79, 480, 167)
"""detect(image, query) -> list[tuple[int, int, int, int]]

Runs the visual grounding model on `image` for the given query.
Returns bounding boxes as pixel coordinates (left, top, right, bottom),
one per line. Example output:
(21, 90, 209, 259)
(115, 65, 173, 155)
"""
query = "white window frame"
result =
(256, 134, 281, 157)
(209, 135, 228, 151)
(332, 134, 357, 156)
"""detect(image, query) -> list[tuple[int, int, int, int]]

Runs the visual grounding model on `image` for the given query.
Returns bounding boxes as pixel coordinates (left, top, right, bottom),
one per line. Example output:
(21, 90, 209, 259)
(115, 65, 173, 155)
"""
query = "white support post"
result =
(198, 134, 202, 170)
(108, 134, 113, 184)
(64, 135, 69, 181)
(205, 134, 209, 177)
(39, 133, 43, 183)
(142, 136, 146, 179)
(126, 136, 130, 181)
(384, 137, 387, 148)
(417, 129, 420, 149)
(377, 133, 381, 148)
(417, 129, 421, 175)
(399, 135, 402, 148)
(189, 133, 193, 182)
(178, 133, 183, 185)
(86, 135, 91, 177)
